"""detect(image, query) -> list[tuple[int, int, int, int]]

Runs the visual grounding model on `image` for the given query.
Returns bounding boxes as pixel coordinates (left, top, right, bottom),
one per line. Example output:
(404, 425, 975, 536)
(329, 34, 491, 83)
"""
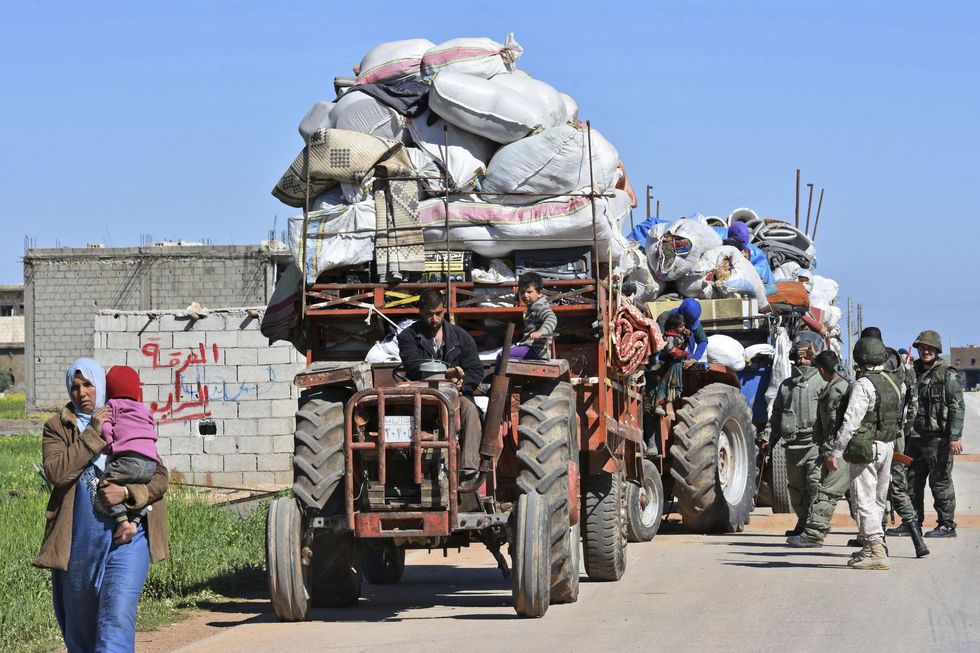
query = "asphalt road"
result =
(165, 397, 980, 653)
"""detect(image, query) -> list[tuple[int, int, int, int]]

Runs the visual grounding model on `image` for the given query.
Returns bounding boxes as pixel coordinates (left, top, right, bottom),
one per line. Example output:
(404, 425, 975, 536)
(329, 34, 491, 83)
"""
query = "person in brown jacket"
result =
(34, 358, 168, 653)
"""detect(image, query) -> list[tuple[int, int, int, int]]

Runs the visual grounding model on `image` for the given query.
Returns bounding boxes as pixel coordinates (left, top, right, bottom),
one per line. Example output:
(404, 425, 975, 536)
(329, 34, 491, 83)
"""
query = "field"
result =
(0, 435, 269, 653)
(0, 392, 25, 419)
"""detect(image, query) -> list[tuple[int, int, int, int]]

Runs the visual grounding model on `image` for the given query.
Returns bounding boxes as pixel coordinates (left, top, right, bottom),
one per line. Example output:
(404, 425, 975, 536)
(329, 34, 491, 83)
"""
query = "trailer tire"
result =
(769, 443, 792, 514)
(511, 492, 551, 617)
(670, 383, 757, 533)
(626, 458, 664, 542)
(582, 471, 627, 581)
(309, 531, 362, 607)
(363, 544, 405, 585)
(293, 391, 347, 511)
(266, 497, 309, 622)
(518, 382, 577, 602)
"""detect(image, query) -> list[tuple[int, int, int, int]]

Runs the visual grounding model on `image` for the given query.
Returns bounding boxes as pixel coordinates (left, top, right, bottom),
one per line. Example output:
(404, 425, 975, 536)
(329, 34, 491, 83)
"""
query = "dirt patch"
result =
(137, 597, 271, 653)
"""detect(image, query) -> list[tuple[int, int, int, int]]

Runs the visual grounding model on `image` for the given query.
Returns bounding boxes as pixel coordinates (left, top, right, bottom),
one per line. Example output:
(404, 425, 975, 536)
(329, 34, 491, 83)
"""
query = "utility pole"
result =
(646, 185, 653, 220)
(847, 297, 854, 374)
(857, 303, 863, 336)
(656, 200, 660, 219)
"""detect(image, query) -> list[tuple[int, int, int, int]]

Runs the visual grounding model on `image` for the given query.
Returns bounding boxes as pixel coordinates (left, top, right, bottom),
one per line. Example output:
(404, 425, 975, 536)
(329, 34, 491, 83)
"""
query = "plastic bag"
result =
(420, 34, 523, 79)
(365, 319, 415, 363)
(429, 71, 545, 144)
(707, 334, 747, 371)
(648, 217, 722, 282)
(356, 39, 434, 85)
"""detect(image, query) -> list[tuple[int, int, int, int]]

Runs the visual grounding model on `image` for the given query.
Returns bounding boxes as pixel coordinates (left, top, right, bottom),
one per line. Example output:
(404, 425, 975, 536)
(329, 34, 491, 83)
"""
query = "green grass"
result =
(0, 392, 25, 419)
(0, 435, 270, 653)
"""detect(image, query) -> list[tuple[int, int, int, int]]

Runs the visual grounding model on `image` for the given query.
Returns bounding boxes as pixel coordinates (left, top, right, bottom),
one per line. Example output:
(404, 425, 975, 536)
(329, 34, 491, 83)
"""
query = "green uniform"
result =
(908, 359, 965, 527)
(802, 373, 850, 542)
(770, 365, 828, 528)
(885, 351, 918, 527)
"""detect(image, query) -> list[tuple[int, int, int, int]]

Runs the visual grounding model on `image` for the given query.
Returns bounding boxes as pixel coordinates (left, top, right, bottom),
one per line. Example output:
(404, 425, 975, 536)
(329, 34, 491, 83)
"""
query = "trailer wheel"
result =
(266, 497, 309, 621)
(511, 492, 551, 618)
(582, 471, 627, 581)
(769, 443, 792, 513)
(309, 530, 362, 607)
(518, 382, 577, 602)
(670, 383, 757, 533)
(293, 391, 347, 510)
(626, 458, 664, 542)
(363, 544, 405, 585)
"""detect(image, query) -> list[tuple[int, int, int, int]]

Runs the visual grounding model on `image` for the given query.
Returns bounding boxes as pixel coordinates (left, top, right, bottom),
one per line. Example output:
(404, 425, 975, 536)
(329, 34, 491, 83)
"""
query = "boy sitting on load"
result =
(514, 272, 557, 360)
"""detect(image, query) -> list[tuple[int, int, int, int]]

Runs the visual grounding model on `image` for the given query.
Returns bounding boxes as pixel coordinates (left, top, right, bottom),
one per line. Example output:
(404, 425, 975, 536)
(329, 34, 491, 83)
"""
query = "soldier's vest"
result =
(814, 375, 848, 446)
(839, 371, 903, 444)
(776, 366, 824, 442)
(914, 362, 955, 435)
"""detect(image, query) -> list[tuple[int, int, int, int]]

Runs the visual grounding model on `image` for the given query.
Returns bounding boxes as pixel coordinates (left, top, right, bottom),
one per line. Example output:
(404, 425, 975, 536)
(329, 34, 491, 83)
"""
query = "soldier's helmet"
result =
(912, 330, 943, 353)
(853, 336, 888, 367)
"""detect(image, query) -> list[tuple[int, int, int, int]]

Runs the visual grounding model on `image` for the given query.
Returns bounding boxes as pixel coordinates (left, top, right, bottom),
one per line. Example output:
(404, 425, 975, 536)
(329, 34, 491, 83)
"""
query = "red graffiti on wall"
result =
(142, 339, 221, 424)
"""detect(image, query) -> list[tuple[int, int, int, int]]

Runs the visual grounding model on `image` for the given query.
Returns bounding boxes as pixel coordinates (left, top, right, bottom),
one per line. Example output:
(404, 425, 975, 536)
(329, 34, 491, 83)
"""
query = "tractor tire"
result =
(309, 530, 362, 607)
(292, 391, 347, 511)
(266, 497, 309, 621)
(626, 458, 665, 542)
(511, 492, 551, 617)
(670, 383, 757, 533)
(769, 443, 792, 514)
(582, 471, 627, 581)
(518, 382, 578, 603)
(363, 544, 406, 585)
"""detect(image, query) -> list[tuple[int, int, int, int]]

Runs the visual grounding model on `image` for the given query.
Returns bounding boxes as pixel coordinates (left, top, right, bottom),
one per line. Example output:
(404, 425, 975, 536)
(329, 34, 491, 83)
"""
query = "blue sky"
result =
(1, 1, 978, 351)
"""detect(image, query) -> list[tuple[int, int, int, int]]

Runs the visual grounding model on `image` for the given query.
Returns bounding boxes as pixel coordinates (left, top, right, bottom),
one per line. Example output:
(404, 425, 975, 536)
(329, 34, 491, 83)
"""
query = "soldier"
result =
(770, 333, 827, 537)
(787, 350, 849, 547)
(827, 337, 903, 570)
(907, 329, 965, 538)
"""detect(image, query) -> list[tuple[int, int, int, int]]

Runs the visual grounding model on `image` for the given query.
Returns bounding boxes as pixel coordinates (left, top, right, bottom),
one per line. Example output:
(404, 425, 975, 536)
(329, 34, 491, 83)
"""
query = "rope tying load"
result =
(611, 300, 665, 379)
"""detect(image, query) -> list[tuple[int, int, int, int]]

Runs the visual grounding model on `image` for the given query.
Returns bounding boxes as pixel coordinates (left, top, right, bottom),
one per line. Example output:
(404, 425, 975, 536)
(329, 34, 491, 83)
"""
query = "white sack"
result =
(490, 70, 568, 128)
(619, 244, 665, 303)
(420, 34, 523, 79)
(823, 305, 843, 330)
(745, 343, 775, 360)
(773, 261, 801, 281)
(648, 217, 722, 282)
(808, 274, 839, 309)
(765, 326, 793, 416)
(560, 93, 579, 122)
(407, 111, 496, 191)
(429, 71, 545, 144)
(675, 273, 709, 298)
(288, 197, 376, 283)
(482, 123, 619, 196)
(356, 38, 433, 85)
(707, 334, 747, 371)
(694, 245, 771, 310)
(365, 319, 414, 363)
(298, 101, 335, 141)
(331, 90, 406, 142)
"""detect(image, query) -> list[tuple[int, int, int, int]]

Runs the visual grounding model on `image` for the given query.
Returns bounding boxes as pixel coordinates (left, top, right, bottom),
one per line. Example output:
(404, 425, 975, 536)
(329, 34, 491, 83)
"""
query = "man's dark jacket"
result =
(397, 320, 485, 395)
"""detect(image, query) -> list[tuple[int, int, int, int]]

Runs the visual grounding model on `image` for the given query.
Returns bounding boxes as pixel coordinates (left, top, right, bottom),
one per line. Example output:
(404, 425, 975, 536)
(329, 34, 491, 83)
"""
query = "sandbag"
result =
(490, 70, 568, 128)
(355, 38, 433, 85)
(482, 123, 619, 196)
(288, 197, 376, 282)
(420, 34, 523, 79)
(406, 111, 496, 191)
(707, 334, 747, 371)
(298, 101, 335, 141)
(429, 71, 545, 144)
(648, 217, 722, 282)
(694, 245, 770, 310)
(331, 90, 406, 142)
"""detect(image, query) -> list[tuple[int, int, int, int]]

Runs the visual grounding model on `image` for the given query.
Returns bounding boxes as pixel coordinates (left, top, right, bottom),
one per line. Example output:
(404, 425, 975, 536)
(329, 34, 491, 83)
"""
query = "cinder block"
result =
(241, 471, 277, 489)
(256, 347, 294, 365)
(225, 418, 259, 437)
(262, 453, 293, 472)
(223, 348, 258, 366)
(237, 436, 274, 454)
(156, 438, 171, 456)
(95, 350, 128, 367)
(158, 315, 193, 332)
(209, 471, 244, 487)
(203, 436, 238, 454)
(127, 314, 158, 333)
(269, 363, 304, 383)
(190, 454, 224, 472)
(224, 454, 257, 472)
(199, 365, 238, 382)
(206, 331, 240, 348)
(170, 436, 205, 455)
(269, 399, 299, 418)
(190, 314, 227, 331)
(138, 366, 177, 385)
(237, 366, 275, 383)
(273, 470, 294, 487)
(256, 383, 295, 401)
(95, 314, 127, 332)
(157, 420, 191, 438)
(138, 333, 173, 350)
(203, 400, 239, 419)
(162, 454, 190, 472)
(259, 417, 295, 436)
(106, 332, 141, 350)
(173, 331, 208, 349)
(272, 435, 295, 453)
(237, 400, 273, 419)
(237, 329, 271, 348)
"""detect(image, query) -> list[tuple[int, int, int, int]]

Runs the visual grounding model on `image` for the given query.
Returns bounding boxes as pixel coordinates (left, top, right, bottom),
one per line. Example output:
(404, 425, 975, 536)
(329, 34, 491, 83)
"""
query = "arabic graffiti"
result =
(142, 339, 219, 424)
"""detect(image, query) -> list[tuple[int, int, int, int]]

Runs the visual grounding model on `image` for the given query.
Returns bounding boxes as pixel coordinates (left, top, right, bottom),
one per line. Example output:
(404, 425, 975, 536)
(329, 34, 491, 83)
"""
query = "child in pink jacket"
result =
(99, 366, 160, 541)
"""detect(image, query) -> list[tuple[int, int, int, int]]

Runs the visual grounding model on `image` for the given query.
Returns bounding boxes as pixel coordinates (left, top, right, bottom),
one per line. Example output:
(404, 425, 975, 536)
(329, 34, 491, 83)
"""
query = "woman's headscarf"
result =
(66, 358, 106, 431)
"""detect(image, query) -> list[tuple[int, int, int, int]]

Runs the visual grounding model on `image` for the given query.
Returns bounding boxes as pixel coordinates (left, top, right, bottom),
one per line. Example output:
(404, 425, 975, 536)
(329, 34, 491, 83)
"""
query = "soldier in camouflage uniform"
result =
(770, 334, 827, 536)
(907, 330, 965, 538)
(787, 350, 849, 547)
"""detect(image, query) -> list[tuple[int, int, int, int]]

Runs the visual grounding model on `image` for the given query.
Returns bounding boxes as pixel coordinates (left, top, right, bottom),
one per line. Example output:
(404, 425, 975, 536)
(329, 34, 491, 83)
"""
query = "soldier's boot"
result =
(884, 522, 911, 537)
(851, 539, 889, 571)
(908, 520, 930, 558)
(847, 541, 873, 565)
(924, 524, 956, 538)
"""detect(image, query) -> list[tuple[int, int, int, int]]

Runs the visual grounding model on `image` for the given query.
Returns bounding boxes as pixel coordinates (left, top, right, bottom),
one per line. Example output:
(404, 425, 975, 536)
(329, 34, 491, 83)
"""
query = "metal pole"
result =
(795, 168, 801, 229)
(804, 183, 814, 235)
(811, 188, 825, 240)
(857, 303, 863, 336)
(646, 185, 653, 220)
(656, 200, 660, 219)
(847, 297, 853, 373)
(585, 121, 603, 328)
(443, 125, 452, 313)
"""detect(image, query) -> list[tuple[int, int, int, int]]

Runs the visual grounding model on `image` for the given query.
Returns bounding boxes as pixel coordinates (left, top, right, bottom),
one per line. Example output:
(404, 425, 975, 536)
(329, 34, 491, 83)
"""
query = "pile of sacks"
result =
(273, 35, 634, 282)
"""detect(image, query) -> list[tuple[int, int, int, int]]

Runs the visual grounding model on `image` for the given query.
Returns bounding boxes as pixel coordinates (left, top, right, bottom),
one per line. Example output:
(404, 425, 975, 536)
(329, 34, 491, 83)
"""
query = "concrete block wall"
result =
(93, 307, 304, 490)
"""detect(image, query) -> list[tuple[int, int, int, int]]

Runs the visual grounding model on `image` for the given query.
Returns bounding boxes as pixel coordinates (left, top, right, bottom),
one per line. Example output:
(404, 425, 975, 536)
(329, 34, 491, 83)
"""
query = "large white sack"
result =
(707, 334, 747, 371)
(808, 274, 839, 309)
(745, 343, 775, 360)
(620, 244, 665, 302)
(482, 123, 619, 196)
(331, 90, 406, 142)
(648, 217, 722, 281)
(694, 245, 771, 310)
(406, 111, 496, 191)
(773, 260, 801, 281)
(419, 190, 631, 261)
(420, 34, 523, 79)
(560, 93, 579, 122)
(823, 305, 843, 330)
(298, 101, 335, 141)
(288, 196, 376, 283)
(355, 38, 433, 85)
(490, 70, 568, 128)
(429, 71, 544, 144)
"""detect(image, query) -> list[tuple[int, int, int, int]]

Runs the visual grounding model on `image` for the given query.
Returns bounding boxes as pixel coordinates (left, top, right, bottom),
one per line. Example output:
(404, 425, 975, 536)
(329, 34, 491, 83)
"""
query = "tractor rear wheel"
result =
(670, 383, 757, 533)
(309, 530, 362, 607)
(293, 391, 347, 511)
(626, 458, 664, 542)
(266, 497, 309, 621)
(363, 543, 406, 585)
(582, 471, 627, 581)
(511, 492, 551, 617)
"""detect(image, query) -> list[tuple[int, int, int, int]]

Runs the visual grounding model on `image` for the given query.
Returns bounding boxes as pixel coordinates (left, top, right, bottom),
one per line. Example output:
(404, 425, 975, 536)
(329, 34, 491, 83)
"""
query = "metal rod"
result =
(443, 125, 451, 309)
(585, 121, 602, 328)
(795, 168, 801, 229)
(656, 199, 660, 219)
(804, 183, 814, 236)
(646, 185, 652, 220)
(847, 297, 853, 374)
(811, 188, 825, 240)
